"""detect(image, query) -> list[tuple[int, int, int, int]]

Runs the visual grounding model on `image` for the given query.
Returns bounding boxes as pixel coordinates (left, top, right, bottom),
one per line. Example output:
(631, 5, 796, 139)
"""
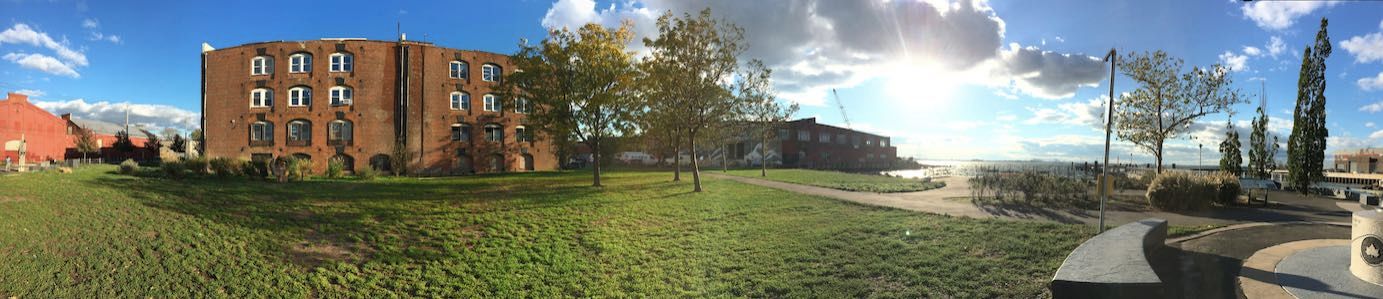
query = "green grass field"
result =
(723, 168, 945, 193)
(0, 166, 1089, 297)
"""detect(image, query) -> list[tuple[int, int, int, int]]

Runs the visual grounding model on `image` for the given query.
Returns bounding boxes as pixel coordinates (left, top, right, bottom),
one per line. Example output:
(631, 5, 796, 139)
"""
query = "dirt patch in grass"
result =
(288, 230, 374, 268)
(0, 195, 28, 203)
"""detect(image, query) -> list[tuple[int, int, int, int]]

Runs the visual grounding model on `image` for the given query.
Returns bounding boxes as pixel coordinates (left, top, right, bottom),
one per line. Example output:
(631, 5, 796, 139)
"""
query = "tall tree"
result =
(643, 8, 748, 192)
(1248, 106, 1279, 178)
(1114, 50, 1247, 173)
(1287, 18, 1331, 194)
(73, 127, 98, 161)
(112, 130, 135, 153)
(501, 21, 640, 187)
(1219, 120, 1243, 176)
(141, 129, 162, 154)
(634, 64, 686, 181)
(169, 134, 187, 154)
(736, 59, 798, 177)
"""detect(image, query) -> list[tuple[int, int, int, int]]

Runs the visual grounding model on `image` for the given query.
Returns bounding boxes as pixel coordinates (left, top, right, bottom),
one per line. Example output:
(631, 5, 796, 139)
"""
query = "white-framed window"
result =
(329, 53, 353, 72)
(450, 92, 470, 110)
(251, 56, 272, 75)
(819, 132, 830, 143)
(866, 138, 873, 146)
(483, 94, 499, 111)
(329, 120, 353, 141)
(513, 98, 530, 114)
(515, 125, 530, 142)
(288, 86, 311, 107)
(330, 86, 353, 106)
(289, 53, 311, 73)
(481, 64, 501, 82)
(882, 138, 889, 147)
(451, 123, 471, 141)
(797, 130, 810, 141)
(484, 124, 503, 142)
(250, 121, 273, 141)
(287, 120, 311, 142)
(250, 88, 272, 108)
(450, 61, 468, 79)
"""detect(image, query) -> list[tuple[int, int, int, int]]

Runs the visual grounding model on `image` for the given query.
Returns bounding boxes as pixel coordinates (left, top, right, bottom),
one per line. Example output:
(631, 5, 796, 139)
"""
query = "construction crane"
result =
(832, 89, 852, 129)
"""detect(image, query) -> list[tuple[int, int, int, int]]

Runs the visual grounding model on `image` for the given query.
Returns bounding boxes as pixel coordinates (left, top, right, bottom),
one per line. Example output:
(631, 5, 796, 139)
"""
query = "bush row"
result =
(1145, 171, 1241, 211)
(125, 156, 378, 181)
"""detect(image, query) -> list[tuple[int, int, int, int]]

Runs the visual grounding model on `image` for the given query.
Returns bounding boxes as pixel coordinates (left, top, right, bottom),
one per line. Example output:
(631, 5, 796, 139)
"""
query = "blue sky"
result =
(3, 0, 1383, 165)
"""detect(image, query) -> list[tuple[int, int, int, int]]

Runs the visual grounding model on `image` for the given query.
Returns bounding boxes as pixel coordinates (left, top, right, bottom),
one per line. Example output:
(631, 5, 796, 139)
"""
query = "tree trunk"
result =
(592, 140, 603, 187)
(673, 143, 681, 181)
(760, 135, 768, 177)
(722, 143, 728, 173)
(690, 135, 702, 192)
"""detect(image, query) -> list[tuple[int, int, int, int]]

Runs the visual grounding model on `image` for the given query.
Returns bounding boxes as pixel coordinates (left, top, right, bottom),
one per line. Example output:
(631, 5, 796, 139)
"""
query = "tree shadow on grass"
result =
(83, 174, 679, 268)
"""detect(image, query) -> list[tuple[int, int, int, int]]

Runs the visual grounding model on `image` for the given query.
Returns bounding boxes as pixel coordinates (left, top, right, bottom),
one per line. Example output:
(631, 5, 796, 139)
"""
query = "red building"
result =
(778, 117, 897, 169)
(1, 92, 69, 163)
(60, 114, 153, 162)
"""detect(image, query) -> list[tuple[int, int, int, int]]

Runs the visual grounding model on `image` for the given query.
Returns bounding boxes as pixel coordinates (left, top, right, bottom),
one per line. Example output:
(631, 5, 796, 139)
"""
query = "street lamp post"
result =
(1100, 48, 1117, 233)
(1199, 143, 1203, 169)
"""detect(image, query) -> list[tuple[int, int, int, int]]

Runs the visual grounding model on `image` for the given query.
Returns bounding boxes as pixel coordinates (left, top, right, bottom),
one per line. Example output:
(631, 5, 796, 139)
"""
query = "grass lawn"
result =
(722, 168, 946, 193)
(0, 165, 1090, 297)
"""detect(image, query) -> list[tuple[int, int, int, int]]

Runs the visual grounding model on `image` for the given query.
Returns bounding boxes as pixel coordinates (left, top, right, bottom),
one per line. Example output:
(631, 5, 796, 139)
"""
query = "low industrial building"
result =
(1, 92, 152, 164)
(703, 117, 900, 170)
(1335, 148, 1382, 174)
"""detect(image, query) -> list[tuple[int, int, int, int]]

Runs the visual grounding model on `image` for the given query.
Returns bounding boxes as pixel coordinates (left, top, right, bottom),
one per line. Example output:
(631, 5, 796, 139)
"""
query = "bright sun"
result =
(881, 62, 959, 111)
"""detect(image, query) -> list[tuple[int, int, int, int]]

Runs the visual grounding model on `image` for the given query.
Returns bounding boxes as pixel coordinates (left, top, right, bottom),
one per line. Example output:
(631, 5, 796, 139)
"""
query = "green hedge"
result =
(1146, 171, 1240, 211)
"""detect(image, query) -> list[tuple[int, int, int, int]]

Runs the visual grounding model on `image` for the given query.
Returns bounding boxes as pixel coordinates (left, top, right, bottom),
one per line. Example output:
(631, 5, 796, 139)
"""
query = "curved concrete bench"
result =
(1050, 218, 1169, 299)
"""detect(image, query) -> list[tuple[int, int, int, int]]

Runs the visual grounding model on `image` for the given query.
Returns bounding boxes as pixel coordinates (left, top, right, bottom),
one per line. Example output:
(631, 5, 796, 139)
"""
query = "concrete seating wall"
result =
(1049, 218, 1169, 299)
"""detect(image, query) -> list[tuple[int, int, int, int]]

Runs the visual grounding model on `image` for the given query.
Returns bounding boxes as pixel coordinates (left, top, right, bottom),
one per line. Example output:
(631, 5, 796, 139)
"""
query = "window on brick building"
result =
(837, 134, 846, 145)
(482, 64, 502, 82)
(288, 86, 311, 107)
(250, 121, 273, 142)
(881, 138, 889, 147)
(251, 56, 272, 75)
(329, 120, 353, 142)
(483, 94, 500, 112)
(515, 125, 532, 142)
(819, 132, 830, 143)
(250, 88, 272, 108)
(450, 91, 470, 110)
(484, 124, 503, 142)
(514, 98, 530, 114)
(287, 120, 311, 143)
(797, 130, 810, 141)
(450, 61, 468, 79)
(329, 53, 353, 72)
(451, 123, 471, 141)
(330, 86, 353, 106)
(866, 138, 873, 146)
(289, 53, 311, 73)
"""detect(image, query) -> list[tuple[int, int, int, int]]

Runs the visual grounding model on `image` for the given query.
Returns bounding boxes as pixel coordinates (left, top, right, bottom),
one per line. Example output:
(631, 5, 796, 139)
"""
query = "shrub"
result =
(118, 159, 139, 175)
(326, 158, 344, 178)
(287, 158, 312, 181)
(241, 159, 268, 179)
(1139, 171, 1217, 211)
(209, 157, 239, 177)
(355, 166, 379, 181)
(184, 157, 209, 176)
(389, 145, 413, 176)
(161, 160, 186, 179)
(1206, 171, 1242, 206)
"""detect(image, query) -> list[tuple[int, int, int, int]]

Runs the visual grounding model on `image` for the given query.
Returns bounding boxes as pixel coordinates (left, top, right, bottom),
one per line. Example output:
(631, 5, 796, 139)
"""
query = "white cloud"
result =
(0, 23, 88, 67)
(1368, 122, 1377, 128)
(1267, 36, 1286, 57)
(1360, 72, 1383, 91)
(1362, 100, 1383, 113)
(1218, 51, 1248, 72)
(1024, 96, 1106, 128)
(541, 0, 1104, 104)
(3, 52, 80, 78)
(944, 120, 987, 131)
(13, 89, 44, 97)
(1373, 130, 1383, 140)
(1243, 46, 1262, 57)
(88, 32, 121, 44)
(81, 19, 98, 29)
(1342, 28, 1383, 64)
(1239, 1, 1337, 31)
(32, 98, 200, 131)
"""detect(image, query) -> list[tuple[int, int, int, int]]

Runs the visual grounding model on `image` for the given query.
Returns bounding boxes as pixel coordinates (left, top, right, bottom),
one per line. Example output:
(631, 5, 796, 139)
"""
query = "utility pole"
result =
(1199, 143, 1203, 168)
(1100, 48, 1116, 233)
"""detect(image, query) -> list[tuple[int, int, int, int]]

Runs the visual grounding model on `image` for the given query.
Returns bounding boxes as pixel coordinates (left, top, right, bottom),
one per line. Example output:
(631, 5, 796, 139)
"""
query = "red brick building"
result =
(1, 92, 68, 163)
(201, 38, 557, 174)
(777, 117, 897, 169)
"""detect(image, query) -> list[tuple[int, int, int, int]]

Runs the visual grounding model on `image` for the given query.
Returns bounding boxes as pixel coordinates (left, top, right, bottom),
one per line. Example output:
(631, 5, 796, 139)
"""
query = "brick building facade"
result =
(778, 118, 897, 169)
(1, 92, 69, 163)
(201, 38, 557, 174)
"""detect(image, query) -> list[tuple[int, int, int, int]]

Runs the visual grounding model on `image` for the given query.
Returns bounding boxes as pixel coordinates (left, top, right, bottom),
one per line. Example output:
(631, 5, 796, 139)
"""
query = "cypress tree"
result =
(1287, 18, 1331, 194)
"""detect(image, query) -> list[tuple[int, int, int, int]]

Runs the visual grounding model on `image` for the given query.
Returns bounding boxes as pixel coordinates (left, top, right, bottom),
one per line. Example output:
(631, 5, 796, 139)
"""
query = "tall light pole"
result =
(1100, 48, 1116, 233)
(1199, 143, 1204, 168)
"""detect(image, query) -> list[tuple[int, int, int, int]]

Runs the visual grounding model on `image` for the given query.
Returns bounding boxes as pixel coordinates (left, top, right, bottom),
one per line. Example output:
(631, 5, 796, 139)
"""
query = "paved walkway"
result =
(708, 173, 1355, 227)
